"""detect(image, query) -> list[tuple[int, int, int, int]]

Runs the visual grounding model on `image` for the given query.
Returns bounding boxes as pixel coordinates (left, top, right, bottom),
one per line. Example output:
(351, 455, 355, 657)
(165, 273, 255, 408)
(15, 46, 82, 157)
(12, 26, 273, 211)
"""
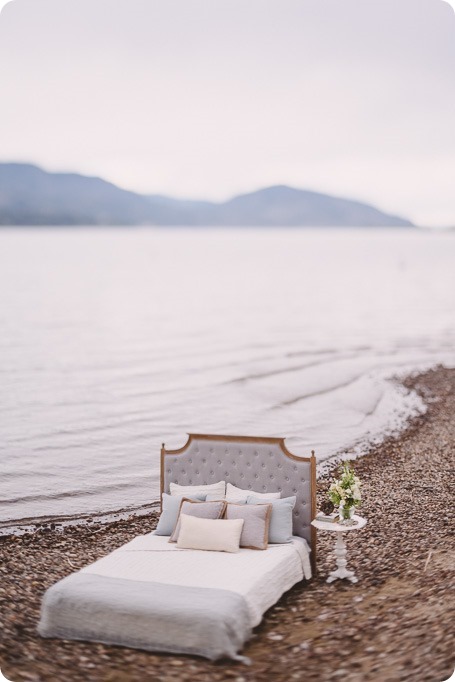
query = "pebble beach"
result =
(1, 366, 454, 682)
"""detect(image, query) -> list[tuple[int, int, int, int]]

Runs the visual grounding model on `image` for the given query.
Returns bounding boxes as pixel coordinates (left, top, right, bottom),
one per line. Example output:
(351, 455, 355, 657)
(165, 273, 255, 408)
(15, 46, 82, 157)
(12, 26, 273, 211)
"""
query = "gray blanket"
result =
(38, 573, 251, 662)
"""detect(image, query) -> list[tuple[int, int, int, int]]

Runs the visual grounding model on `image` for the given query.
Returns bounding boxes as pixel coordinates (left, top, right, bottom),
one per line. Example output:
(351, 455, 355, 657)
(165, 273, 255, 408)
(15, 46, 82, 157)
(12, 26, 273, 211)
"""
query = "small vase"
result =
(339, 505, 355, 524)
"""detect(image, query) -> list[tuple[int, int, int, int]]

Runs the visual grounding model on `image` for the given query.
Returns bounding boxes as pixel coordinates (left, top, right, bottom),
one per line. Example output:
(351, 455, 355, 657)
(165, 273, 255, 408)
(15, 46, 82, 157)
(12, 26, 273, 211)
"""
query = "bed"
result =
(38, 434, 317, 661)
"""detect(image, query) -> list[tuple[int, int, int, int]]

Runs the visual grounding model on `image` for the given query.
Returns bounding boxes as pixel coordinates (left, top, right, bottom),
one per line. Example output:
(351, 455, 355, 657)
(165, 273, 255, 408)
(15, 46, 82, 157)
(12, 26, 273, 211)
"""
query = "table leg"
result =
(326, 532, 358, 583)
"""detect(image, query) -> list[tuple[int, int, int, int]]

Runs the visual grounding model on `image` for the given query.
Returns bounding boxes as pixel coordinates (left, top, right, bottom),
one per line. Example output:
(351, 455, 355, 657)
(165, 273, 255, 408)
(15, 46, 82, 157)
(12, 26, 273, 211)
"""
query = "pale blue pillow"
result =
(246, 495, 296, 543)
(155, 493, 206, 535)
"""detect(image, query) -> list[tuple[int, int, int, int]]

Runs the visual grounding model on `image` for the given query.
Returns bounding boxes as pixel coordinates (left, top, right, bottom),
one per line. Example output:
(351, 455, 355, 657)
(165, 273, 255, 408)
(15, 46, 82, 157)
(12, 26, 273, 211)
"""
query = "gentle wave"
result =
(1, 227, 454, 523)
(2, 479, 149, 506)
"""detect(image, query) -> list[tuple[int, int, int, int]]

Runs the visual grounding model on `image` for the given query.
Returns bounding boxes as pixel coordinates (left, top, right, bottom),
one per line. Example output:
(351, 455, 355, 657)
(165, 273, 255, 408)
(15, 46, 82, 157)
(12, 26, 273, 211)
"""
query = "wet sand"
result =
(1, 366, 454, 682)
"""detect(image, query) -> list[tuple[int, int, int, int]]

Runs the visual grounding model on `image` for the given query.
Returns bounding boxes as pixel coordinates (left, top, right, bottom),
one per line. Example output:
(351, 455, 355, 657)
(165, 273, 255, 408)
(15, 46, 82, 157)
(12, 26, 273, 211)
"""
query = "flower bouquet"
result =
(328, 461, 362, 524)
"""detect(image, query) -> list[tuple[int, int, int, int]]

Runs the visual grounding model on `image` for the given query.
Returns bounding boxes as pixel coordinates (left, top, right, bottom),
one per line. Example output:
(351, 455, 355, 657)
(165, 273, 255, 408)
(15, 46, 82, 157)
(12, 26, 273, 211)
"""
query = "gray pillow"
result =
(247, 496, 296, 543)
(169, 499, 226, 542)
(155, 493, 206, 536)
(225, 503, 272, 550)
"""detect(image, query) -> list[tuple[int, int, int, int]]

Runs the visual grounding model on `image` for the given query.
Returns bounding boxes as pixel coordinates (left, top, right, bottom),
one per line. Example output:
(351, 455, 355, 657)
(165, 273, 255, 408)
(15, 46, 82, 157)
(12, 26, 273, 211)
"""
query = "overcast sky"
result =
(0, 0, 454, 226)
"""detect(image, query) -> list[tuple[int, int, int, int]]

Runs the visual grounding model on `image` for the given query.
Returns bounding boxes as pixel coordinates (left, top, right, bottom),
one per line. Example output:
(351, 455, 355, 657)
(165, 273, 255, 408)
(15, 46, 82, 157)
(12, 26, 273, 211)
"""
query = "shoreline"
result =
(0, 502, 159, 537)
(1, 365, 453, 681)
(315, 366, 436, 480)
(1, 366, 436, 536)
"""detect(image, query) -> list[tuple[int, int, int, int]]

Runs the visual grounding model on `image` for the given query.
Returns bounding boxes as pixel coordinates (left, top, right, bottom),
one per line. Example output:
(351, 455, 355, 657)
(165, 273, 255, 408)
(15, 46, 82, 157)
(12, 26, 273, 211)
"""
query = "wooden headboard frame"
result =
(161, 433, 317, 575)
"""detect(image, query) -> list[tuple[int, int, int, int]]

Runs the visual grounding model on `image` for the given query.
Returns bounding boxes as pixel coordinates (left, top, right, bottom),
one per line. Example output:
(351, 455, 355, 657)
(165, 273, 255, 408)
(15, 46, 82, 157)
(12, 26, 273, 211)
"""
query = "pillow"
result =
(169, 480, 226, 499)
(225, 503, 272, 550)
(177, 514, 244, 553)
(155, 493, 206, 535)
(225, 482, 281, 504)
(205, 493, 226, 501)
(247, 496, 296, 543)
(169, 499, 226, 542)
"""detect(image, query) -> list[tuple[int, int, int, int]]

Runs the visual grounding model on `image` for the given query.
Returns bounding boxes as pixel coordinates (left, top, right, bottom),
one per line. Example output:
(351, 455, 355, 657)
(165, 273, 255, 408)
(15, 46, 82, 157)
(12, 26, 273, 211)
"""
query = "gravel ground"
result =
(1, 366, 454, 682)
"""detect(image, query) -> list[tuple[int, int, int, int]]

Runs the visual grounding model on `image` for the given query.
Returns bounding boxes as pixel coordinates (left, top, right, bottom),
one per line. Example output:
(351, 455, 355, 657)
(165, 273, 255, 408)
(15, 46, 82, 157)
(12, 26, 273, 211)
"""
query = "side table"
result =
(311, 514, 367, 583)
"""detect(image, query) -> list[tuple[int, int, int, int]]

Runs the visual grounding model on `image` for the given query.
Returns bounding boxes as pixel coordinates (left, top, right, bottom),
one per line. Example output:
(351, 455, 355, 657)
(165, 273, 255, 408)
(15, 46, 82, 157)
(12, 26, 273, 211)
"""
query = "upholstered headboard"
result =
(161, 434, 317, 573)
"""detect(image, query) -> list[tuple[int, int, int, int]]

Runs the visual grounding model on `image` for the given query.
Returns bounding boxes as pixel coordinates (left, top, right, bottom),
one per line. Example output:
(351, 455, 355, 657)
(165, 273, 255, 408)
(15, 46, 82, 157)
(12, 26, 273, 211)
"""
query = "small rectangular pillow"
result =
(169, 480, 226, 498)
(155, 493, 206, 536)
(176, 514, 244, 553)
(169, 499, 226, 542)
(247, 495, 296, 543)
(225, 482, 281, 504)
(225, 502, 272, 550)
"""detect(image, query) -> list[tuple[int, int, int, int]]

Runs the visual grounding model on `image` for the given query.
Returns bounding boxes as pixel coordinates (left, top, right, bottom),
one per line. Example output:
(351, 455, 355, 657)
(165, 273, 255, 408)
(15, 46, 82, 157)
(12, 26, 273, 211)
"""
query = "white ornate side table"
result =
(311, 514, 367, 583)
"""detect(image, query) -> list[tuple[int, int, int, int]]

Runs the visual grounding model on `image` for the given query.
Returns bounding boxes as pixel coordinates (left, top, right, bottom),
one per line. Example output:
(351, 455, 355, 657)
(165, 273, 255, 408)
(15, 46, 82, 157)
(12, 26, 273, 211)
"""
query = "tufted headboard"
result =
(161, 434, 317, 574)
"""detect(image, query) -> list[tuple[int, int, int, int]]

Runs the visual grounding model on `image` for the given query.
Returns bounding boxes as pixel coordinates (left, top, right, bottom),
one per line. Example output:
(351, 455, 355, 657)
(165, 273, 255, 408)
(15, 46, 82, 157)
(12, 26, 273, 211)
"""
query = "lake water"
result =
(1, 227, 454, 524)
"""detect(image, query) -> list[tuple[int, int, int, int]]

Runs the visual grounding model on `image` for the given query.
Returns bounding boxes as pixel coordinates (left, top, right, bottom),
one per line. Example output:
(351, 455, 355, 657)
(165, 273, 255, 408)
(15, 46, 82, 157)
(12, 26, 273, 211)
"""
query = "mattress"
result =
(38, 532, 311, 661)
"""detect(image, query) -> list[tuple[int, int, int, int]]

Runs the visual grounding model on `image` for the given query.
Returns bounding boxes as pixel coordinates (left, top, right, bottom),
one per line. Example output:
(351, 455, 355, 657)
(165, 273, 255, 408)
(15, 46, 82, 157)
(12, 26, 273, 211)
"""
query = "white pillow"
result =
(176, 514, 244, 553)
(226, 482, 281, 504)
(169, 480, 226, 498)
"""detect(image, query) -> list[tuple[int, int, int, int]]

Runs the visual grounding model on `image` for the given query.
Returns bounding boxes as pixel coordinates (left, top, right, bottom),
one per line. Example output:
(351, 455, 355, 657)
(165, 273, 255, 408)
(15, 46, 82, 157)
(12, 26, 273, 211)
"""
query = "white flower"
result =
(327, 461, 362, 510)
(352, 484, 361, 500)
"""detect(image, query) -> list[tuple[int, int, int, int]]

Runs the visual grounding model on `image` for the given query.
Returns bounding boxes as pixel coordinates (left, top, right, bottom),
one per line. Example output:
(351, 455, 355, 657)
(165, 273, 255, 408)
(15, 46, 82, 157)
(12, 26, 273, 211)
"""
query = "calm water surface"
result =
(1, 228, 454, 523)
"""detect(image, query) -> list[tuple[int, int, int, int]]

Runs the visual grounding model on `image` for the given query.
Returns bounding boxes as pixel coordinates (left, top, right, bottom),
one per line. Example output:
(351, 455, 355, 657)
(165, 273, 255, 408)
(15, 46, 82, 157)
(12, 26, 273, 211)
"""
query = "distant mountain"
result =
(0, 163, 414, 227)
(0, 163, 155, 226)
(186, 185, 414, 227)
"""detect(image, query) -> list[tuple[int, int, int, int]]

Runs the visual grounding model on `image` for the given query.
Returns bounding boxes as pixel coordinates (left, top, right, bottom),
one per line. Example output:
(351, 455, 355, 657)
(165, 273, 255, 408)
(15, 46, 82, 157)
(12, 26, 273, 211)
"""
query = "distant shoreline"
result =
(0, 223, 420, 230)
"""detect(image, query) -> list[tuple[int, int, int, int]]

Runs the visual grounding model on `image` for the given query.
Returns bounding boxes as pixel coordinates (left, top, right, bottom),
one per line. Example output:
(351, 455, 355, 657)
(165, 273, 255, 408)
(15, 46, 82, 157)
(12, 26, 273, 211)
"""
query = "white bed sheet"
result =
(82, 533, 311, 627)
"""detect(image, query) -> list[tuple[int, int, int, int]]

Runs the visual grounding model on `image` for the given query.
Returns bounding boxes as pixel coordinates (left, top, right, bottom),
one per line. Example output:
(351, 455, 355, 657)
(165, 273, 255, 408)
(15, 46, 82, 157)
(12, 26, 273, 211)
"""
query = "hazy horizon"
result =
(1, 0, 455, 227)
